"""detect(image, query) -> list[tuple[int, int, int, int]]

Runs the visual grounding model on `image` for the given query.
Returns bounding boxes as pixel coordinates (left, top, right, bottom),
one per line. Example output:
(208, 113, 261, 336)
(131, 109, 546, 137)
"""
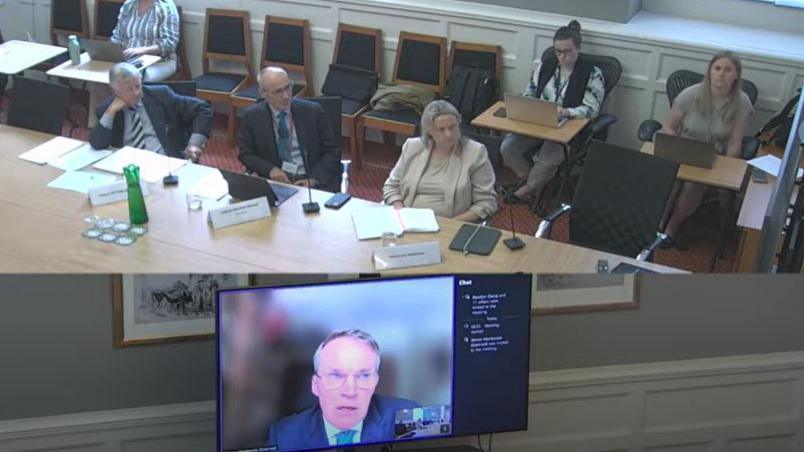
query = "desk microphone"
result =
(162, 128, 178, 185)
(499, 185, 525, 250)
(298, 145, 320, 213)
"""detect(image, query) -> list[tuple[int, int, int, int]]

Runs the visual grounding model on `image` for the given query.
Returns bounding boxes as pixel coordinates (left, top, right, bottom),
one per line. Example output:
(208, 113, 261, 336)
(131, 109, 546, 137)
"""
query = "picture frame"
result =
(532, 274, 639, 315)
(113, 274, 251, 346)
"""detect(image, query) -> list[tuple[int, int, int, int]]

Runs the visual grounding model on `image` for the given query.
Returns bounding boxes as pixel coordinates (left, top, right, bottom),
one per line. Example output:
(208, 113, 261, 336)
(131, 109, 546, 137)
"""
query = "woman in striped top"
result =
(111, 0, 180, 82)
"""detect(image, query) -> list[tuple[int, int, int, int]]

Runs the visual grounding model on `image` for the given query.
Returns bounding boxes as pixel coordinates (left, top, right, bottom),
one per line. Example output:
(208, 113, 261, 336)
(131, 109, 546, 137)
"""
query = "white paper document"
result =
(748, 154, 804, 179)
(177, 164, 229, 200)
(352, 206, 440, 240)
(18, 136, 85, 165)
(48, 144, 112, 171)
(47, 170, 118, 194)
(92, 146, 188, 183)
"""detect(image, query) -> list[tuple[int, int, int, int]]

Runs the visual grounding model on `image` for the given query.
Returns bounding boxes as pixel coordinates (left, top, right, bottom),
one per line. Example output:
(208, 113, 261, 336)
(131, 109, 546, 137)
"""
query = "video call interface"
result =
(217, 274, 531, 452)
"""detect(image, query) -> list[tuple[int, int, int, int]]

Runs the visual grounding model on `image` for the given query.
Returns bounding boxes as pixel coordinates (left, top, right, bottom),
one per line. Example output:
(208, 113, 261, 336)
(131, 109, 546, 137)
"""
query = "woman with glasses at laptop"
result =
(110, 0, 180, 82)
(501, 20, 605, 205)
(383, 100, 497, 223)
(660, 51, 753, 247)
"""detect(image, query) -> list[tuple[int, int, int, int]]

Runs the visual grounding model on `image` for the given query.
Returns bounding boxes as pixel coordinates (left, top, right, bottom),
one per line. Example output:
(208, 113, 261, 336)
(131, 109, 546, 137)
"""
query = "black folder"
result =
(449, 224, 502, 256)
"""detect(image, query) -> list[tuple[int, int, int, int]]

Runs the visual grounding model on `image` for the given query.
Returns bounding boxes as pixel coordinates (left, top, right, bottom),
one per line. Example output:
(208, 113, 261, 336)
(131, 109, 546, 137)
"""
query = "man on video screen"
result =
(267, 329, 419, 450)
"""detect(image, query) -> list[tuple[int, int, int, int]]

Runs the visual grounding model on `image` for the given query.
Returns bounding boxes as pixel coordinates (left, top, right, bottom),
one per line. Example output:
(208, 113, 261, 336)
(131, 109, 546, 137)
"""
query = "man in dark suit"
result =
(266, 330, 419, 450)
(89, 62, 212, 162)
(238, 66, 341, 193)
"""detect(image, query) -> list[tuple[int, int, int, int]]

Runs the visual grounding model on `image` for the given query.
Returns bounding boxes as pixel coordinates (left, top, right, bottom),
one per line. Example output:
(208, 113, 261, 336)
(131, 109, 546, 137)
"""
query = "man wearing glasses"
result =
(238, 66, 341, 192)
(266, 329, 419, 450)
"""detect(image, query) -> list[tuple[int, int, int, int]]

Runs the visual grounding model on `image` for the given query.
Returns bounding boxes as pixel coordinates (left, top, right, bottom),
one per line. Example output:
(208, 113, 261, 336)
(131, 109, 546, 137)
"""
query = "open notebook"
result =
(352, 206, 440, 240)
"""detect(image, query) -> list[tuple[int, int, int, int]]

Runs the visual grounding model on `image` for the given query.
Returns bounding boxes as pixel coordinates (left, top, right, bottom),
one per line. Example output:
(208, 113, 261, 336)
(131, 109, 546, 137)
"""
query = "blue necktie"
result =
(335, 429, 356, 445)
(276, 110, 291, 163)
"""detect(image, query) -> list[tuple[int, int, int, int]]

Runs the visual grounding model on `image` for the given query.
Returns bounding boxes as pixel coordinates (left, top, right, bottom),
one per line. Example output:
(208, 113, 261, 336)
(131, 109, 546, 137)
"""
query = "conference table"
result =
(0, 124, 684, 274)
(0, 40, 66, 75)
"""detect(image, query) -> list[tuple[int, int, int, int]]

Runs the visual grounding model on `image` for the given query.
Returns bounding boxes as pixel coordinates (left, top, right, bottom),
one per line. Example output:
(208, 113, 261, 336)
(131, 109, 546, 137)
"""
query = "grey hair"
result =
(109, 62, 142, 86)
(257, 66, 288, 85)
(420, 100, 465, 149)
(312, 329, 381, 374)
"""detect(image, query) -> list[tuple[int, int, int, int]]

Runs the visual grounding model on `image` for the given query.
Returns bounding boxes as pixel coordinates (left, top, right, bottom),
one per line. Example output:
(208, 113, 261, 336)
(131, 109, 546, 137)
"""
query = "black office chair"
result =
(535, 141, 679, 262)
(637, 69, 760, 159)
(93, 0, 124, 40)
(333, 24, 382, 74)
(144, 80, 197, 97)
(7, 76, 71, 135)
(447, 41, 501, 132)
(306, 96, 344, 193)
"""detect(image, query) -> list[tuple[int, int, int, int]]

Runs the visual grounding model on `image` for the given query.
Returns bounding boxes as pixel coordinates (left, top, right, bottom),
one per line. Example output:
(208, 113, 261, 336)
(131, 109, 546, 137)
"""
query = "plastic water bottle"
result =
(124, 164, 149, 225)
(340, 160, 351, 194)
(67, 35, 81, 65)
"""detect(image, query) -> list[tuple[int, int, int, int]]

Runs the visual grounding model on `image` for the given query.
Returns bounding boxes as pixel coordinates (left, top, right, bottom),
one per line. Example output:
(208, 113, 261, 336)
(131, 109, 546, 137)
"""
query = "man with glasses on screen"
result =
(266, 329, 419, 450)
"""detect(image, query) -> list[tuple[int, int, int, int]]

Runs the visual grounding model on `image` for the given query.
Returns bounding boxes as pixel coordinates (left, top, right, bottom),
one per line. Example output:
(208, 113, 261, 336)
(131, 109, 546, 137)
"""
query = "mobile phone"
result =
(324, 192, 351, 209)
(596, 259, 610, 274)
(751, 167, 768, 184)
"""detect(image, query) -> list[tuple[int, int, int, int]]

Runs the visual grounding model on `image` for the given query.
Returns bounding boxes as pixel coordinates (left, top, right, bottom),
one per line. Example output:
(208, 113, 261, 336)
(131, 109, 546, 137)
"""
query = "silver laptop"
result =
(654, 132, 717, 169)
(82, 39, 141, 65)
(503, 93, 568, 128)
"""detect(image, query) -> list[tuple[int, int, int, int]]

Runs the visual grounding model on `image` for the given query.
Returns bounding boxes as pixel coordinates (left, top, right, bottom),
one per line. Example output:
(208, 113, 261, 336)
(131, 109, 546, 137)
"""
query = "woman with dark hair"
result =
(660, 51, 753, 245)
(383, 100, 497, 222)
(501, 20, 605, 204)
(110, 0, 180, 81)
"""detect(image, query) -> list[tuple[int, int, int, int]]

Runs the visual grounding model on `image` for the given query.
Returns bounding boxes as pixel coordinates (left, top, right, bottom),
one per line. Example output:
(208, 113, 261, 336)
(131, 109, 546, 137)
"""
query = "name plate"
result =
(373, 241, 441, 270)
(208, 197, 271, 229)
(88, 181, 149, 206)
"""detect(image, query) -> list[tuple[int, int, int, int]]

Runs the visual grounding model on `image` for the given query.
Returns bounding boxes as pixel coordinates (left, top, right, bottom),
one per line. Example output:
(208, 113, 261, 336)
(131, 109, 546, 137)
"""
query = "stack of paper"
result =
(18, 136, 84, 165)
(352, 206, 439, 240)
(48, 143, 112, 171)
(47, 170, 118, 194)
(92, 146, 188, 183)
(748, 154, 804, 179)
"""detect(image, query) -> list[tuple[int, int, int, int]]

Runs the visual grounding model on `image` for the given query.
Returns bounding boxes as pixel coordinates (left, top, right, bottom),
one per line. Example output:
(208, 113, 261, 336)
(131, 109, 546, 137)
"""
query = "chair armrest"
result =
(638, 119, 662, 142)
(534, 203, 572, 239)
(589, 113, 618, 136)
(741, 136, 760, 160)
(637, 232, 668, 261)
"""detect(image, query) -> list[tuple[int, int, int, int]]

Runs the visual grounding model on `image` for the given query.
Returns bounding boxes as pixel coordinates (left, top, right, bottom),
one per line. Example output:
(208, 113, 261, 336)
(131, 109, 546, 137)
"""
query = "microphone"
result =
(298, 145, 320, 213)
(162, 126, 178, 185)
(499, 185, 525, 250)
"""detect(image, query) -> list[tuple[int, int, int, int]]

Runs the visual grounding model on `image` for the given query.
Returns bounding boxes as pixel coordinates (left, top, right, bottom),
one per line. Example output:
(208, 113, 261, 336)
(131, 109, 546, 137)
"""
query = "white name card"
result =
(88, 181, 149, 206)
(373, 241, 441, 270)
(208, 197, 271, 229)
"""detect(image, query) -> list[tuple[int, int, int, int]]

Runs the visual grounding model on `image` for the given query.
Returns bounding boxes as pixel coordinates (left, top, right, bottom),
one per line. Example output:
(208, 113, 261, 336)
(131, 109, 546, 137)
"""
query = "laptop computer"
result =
(654, 132, 717, 169)
(219, 169, 298, 207)
(81, 39, 142, 66)
(503, 93, 568, 128)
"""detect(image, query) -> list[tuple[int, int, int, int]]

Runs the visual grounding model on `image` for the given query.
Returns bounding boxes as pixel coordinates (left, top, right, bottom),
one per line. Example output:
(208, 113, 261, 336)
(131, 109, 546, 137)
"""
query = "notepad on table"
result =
(18, 136, 85, 165)
(352, 206, 440, 240)
(92, 146, 188, 183)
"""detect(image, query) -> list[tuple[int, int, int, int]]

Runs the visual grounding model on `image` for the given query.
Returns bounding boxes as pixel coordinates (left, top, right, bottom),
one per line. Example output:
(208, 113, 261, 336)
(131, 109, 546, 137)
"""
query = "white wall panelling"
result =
(1, 0, 803, 149)
(2, 352, 803, 452)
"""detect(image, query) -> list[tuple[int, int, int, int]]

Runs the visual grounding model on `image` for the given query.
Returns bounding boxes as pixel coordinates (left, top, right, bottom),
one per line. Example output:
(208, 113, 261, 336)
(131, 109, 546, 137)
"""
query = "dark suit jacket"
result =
(89, 85, 213, 158)
(266, 395, 418, 450)
(238, 98, 341, 193)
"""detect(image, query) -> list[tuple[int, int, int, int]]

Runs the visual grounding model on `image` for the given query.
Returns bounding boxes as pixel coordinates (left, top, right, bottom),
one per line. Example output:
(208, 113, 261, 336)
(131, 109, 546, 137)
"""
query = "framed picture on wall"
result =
(113, 274, 251, 347)
(532, 274, 639, 315)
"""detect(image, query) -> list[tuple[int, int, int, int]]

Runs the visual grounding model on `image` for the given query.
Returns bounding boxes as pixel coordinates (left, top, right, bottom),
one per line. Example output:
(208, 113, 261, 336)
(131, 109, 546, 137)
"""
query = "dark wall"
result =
(461, 0, 643, 23)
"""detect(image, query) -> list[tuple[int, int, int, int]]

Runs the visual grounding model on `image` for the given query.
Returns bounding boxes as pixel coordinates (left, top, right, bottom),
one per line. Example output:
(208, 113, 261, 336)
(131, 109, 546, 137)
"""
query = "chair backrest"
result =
(51, 0, 89, 42)
(261, 16, 311, 94)
(93, 0, 124, 40)
(306, 96, 342, 140)
(144, 80, 197, 97)
(449, 41, 502, 82)
(7, 76, 71, 135)
(174, 5, 191, 79)
(393, 32, 447, 95)
(320, 64, 378, 103)
(666, 69, 759, 106)
(568, 141, 679, 258)
(463, 131, 502, 175)
(540, 47, 622, 102)
(332, 24, 382, 75)
(202, 9, 253, 76)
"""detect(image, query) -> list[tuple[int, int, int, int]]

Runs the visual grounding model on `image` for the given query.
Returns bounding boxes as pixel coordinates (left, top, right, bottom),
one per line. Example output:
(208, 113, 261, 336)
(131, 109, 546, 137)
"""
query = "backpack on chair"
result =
(447, 64, 497, 122)
(758, 88, 802, 148)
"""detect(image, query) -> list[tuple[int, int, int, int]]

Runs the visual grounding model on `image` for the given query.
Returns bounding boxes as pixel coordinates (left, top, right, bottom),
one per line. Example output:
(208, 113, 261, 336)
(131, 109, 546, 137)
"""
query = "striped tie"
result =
(276, 110, 291, 162)
(130, 107, 146, 150)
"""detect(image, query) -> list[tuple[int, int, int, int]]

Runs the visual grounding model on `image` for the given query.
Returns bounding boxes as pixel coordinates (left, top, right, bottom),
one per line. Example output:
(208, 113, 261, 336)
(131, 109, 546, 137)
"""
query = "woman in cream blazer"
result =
(383, 100, 497, 222)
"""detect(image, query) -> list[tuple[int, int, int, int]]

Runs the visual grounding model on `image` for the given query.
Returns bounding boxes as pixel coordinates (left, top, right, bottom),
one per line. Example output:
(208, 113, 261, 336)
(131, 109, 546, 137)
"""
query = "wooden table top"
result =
(0, 40, 66, 75)
(471, 101, 589, 144)
(0, 125, 684, 274)
(46, 53, 161, 84)
(640, 141, 747, 192)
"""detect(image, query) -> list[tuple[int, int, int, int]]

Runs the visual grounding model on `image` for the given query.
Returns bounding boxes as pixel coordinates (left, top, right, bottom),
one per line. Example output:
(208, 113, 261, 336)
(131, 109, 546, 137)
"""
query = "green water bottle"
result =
(124, 164, 149, 225)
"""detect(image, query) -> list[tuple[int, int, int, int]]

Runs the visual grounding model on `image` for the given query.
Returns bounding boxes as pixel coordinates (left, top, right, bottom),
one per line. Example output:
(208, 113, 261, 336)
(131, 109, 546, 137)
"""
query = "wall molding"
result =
(2, 352, 803, 451)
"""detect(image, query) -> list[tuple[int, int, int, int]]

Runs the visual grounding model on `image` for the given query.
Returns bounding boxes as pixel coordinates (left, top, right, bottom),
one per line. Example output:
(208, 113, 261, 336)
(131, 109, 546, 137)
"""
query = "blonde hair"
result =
(696, 51, 744, 126)
(420, 100, 466, 150)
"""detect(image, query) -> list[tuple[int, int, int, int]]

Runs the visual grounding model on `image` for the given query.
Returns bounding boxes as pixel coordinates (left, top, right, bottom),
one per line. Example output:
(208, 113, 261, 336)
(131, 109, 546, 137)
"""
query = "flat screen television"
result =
(216, 274, 532, 452)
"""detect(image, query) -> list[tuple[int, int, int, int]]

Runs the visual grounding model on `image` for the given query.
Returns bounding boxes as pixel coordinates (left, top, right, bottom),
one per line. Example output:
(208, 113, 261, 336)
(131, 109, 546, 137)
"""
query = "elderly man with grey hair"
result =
(89, 62, 212, 162)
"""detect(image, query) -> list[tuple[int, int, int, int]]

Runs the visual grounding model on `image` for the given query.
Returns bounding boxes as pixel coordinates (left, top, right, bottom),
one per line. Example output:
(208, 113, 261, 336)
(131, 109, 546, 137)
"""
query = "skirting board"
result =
(2, 351, 803, 451)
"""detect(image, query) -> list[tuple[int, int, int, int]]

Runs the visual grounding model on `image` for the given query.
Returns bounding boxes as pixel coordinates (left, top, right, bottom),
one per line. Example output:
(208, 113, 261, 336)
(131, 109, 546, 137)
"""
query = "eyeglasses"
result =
(265, 82, 294, 96)
(316, 371, 378, 390)
(554, 48, 576, 57)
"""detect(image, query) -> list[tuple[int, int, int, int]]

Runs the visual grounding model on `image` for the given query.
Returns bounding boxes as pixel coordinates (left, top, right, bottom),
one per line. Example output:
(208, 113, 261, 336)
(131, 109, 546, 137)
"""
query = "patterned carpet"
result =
(2, 98, 738, 272)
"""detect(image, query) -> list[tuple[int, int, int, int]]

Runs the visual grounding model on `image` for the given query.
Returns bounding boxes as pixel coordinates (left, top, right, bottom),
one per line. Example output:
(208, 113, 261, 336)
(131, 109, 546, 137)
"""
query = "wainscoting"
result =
(2, 351, 802, 452)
